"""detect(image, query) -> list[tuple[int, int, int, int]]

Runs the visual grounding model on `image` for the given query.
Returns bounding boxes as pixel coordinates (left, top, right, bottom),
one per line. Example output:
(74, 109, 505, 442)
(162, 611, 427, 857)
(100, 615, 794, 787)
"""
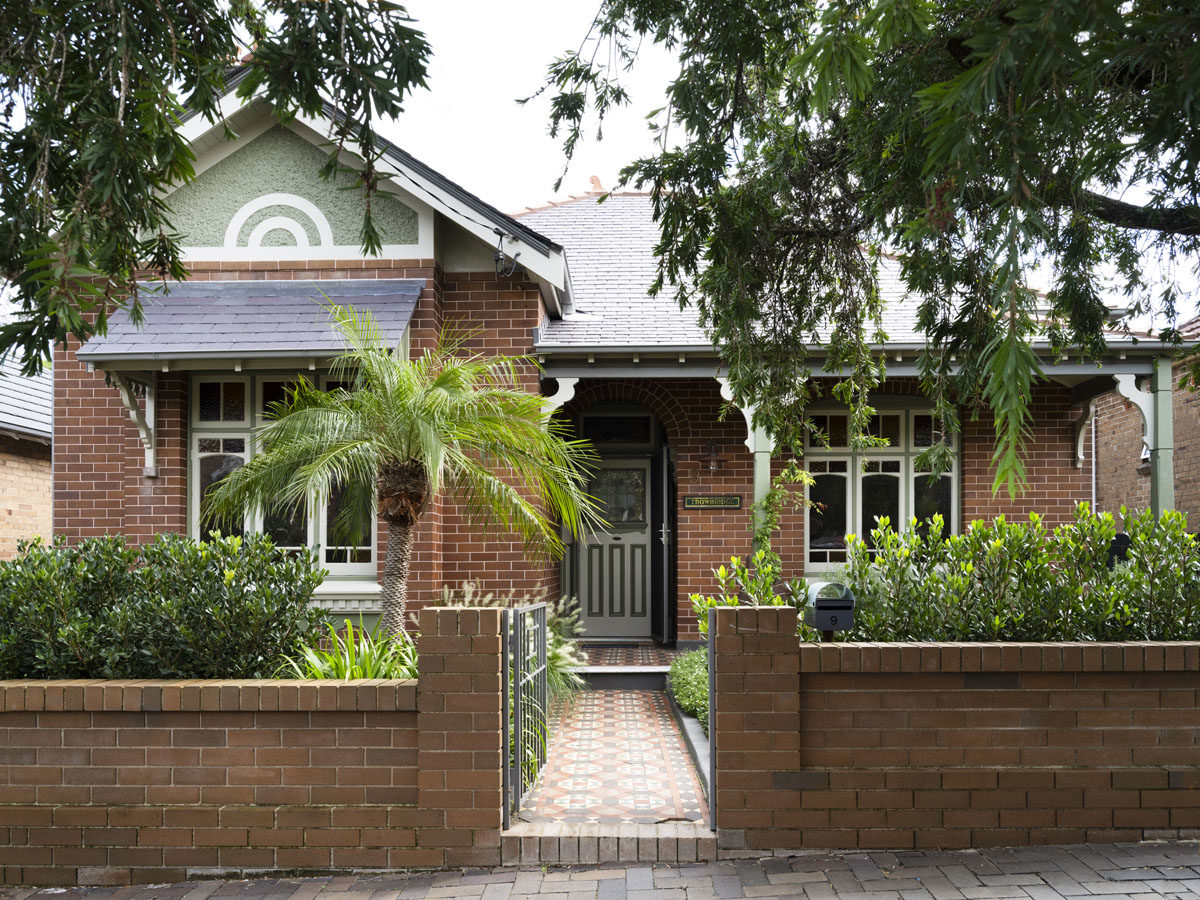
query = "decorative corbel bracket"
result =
(543, 376, 579, 412)
(1073, 395, 1099, 468)
(716, 376, 775, 454)
(111, 372, 158, 477)
(1113, 373, 1154, 458)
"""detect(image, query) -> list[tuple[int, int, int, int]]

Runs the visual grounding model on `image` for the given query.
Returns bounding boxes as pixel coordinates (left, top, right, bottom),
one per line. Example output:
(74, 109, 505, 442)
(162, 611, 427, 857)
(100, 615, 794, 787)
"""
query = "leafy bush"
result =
(689, 549, 821, 641)
(668, 649, 710, 735)
(278, 618, 418, 679)
(0, 533, 325, 678)
(844, 505, 1200, 642)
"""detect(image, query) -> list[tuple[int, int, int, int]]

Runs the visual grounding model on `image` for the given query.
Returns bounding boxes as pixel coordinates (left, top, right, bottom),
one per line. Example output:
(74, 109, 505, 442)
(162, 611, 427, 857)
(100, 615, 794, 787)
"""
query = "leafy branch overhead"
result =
(535, 0, 1200, 493)
(0, 0, 430, 373)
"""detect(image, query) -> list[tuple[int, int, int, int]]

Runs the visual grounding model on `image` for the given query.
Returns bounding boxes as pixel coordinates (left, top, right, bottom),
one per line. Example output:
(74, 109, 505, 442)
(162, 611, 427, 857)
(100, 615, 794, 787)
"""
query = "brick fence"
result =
(711, 607, 1200, 853)
(0, 607, 503, 886)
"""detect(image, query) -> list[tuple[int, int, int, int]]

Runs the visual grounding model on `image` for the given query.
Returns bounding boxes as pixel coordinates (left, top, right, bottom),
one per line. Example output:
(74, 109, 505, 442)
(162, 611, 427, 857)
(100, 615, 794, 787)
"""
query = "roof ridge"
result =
(510, 191, 654, 218)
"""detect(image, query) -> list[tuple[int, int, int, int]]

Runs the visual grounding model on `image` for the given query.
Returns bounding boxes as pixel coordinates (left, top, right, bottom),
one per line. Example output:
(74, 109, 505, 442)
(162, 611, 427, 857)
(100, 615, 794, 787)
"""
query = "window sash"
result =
(189, 374, 376, 577)
(804, 409, 958, 570)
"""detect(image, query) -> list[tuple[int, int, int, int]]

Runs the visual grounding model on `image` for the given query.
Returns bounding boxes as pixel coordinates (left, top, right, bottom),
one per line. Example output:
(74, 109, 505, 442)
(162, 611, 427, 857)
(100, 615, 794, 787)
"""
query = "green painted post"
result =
(1150, 356, 1175, 516)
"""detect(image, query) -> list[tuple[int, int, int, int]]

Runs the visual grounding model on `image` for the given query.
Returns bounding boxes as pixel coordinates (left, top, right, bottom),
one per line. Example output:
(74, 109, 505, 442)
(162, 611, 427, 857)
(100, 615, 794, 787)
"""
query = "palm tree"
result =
(205, 303, 599, 636)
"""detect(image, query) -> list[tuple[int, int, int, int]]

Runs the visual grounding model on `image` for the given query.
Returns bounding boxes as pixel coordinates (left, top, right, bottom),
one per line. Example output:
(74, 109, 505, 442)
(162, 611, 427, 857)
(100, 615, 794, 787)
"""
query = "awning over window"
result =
(77, 278, 424, 365)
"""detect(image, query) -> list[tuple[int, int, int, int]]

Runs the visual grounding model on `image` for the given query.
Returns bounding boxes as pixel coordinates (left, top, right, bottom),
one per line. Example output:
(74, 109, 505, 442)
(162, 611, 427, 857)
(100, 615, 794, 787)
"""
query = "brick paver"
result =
(2, 842, 1196, 900)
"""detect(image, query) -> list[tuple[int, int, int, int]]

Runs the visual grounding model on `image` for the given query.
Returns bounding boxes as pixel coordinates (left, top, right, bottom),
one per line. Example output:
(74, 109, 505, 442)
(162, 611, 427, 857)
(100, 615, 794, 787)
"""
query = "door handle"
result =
(610, 536, 622, 542)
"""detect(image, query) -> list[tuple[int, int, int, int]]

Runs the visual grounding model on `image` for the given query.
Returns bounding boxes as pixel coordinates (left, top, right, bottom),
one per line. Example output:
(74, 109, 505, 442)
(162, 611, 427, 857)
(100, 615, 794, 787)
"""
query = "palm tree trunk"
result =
(381, 518, 414, 637)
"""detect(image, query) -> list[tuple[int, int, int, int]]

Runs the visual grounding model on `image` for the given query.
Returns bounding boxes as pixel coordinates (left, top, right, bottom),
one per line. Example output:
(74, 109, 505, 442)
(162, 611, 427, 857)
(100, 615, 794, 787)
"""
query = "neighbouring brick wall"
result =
(1096, 364, 1200, 524)
(0, 435, 51, 558)
(0, 607, 503, 886)
(711, 606, 1200, 853)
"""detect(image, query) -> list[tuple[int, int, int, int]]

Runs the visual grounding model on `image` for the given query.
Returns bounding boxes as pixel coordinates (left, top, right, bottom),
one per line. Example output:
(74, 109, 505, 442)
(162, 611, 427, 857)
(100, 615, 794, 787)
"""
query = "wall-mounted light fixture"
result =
(702, 439, 724, 472)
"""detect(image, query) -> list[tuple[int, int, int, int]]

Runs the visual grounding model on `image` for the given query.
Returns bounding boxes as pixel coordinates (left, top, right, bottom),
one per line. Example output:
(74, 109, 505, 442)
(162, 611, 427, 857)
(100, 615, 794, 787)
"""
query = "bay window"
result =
(190, 374, 376, 577)
(805, 410, 957, 570)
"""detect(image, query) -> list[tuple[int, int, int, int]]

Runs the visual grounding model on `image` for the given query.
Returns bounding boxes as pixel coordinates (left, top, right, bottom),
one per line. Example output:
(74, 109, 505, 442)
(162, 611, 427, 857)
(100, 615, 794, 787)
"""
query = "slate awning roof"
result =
(0, 356, 53, 442)
(77, 279, 424, 364)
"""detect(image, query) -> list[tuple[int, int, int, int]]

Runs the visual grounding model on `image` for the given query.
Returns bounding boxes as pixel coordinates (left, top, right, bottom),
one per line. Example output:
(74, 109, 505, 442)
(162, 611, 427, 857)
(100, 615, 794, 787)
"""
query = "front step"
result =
(502, 822, 715, 865)
(577, 666, 669, 690)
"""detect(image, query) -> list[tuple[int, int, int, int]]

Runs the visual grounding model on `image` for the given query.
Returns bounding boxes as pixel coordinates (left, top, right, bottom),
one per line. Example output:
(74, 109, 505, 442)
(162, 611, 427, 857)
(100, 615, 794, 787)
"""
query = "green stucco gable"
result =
(167, 126, 419, 248)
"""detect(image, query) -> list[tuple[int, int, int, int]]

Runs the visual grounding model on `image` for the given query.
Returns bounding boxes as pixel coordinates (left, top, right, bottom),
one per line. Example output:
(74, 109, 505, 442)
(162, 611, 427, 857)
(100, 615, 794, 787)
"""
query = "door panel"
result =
(579, 460, 653, 639)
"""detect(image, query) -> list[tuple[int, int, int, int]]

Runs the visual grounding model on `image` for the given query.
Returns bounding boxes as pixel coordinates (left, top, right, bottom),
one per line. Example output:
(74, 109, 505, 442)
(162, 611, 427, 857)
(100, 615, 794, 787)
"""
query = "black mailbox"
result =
(802, 581, 855, 634)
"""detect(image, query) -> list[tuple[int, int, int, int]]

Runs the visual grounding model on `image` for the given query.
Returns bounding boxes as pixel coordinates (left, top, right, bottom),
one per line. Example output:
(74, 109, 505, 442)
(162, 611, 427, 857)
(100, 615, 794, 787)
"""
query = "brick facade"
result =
(0, 607, 502, 886)
(711, 607, 1200, 853)
(0, 435, 51, 558)
(1096, 364, 1199, 524)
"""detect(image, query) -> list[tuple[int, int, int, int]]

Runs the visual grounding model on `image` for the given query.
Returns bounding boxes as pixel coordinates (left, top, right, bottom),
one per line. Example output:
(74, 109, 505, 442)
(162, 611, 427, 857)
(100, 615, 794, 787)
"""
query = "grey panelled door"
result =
(578, 460, 653, 638)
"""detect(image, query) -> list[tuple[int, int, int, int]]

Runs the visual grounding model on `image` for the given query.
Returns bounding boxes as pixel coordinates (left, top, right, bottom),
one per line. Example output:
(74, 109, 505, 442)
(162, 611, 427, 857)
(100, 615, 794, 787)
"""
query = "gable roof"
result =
(77, 279, 423, 365)
(0, 355, 52, 442)
(175, 69, 569, 303)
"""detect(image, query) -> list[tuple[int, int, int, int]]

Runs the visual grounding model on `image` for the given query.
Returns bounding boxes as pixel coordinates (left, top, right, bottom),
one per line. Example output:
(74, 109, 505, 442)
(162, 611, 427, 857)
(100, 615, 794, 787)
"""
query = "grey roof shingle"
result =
(77, 279, 424, 363)
(0, 356, 52, 441)
(521, 194, 1156, 353)
(520, 194, 931, 352)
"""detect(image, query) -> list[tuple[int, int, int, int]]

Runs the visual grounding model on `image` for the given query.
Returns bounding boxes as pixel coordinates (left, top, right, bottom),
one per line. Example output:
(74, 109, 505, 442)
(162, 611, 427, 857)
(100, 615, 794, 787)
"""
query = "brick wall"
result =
(0, 435, 51, 558)
(711, 607, 1200, 853)
(959, 383, 1093, 526)
(1096, 364, 1200, 524)
(0, 607, 503, 886)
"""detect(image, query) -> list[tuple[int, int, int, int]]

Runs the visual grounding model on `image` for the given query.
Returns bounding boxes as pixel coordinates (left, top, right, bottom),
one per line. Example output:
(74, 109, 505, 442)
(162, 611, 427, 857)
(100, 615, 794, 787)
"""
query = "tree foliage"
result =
(536, 0, 1200, 492)
(0, 0, 430, 372)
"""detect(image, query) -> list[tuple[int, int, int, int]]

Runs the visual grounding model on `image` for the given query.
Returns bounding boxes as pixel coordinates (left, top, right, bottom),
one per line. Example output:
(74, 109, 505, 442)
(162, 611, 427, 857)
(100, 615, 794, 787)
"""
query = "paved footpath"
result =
(2, 842, 1198, 900)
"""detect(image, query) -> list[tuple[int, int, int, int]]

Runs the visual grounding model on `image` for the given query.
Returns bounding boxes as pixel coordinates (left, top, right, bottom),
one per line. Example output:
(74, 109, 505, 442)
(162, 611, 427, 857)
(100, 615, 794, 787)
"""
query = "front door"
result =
(579, 460, 653, 638)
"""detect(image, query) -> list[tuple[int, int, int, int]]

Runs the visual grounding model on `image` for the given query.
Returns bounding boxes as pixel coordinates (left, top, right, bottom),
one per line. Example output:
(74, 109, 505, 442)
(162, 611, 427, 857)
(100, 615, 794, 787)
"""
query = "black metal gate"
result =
(502, 602, 548, 828)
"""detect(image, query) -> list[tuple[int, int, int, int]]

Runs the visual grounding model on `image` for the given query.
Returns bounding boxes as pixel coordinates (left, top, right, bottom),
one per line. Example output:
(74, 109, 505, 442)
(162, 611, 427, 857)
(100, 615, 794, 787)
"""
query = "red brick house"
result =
(53, 85, 1186, 643)
(1095, 315, 1200, 525)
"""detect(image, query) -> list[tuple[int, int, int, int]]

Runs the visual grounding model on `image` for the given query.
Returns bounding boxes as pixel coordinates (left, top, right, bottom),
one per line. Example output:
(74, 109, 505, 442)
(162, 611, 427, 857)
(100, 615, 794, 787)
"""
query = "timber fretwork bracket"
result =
(111, 372, 158, 477)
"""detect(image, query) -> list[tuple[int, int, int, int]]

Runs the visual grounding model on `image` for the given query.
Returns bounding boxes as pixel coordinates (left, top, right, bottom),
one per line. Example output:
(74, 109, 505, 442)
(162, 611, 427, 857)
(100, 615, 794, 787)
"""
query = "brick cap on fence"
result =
(796, 641, 1200, 673)
(0, 679, 418, 713)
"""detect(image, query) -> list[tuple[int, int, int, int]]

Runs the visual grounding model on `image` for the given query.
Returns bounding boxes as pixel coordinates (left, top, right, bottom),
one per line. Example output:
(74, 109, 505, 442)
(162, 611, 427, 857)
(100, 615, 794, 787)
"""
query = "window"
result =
(191, 375, 376, 577)
(804, 411, 956, 569)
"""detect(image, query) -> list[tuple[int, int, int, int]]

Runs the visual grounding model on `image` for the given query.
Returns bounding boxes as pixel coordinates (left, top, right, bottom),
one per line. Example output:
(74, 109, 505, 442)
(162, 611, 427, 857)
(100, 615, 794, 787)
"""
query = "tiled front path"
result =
(519, 690, 707, 825)
(4, 843, 1199, 899)
(581, 645, 683, 667)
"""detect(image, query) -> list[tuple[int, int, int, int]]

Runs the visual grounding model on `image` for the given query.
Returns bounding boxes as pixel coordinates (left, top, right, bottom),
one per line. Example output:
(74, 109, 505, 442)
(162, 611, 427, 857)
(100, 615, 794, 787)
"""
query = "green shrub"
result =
(278, 618, 418, 679)
(668, 649, 710, 735)
(844, 505, 1200, 642)
(689, 549, 821, 641)
(0, 533, 325, 679)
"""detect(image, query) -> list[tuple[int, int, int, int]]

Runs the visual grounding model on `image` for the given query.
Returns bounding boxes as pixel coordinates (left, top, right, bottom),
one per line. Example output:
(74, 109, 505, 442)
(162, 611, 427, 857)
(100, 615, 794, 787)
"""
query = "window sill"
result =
(311, 580, 382, 613)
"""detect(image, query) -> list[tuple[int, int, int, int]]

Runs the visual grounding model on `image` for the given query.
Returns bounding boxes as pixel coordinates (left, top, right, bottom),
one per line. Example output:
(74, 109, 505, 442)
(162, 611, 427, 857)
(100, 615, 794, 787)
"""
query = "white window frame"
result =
(190, 374, 377, 579)
(804, 408, 958, 572)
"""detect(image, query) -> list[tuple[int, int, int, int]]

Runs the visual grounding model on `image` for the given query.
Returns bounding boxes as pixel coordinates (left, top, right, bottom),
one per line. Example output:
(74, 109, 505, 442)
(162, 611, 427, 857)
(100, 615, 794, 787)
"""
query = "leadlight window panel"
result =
(196, 435, 248, 538)
(195, 379, 249, 425)
(808, 466, 849, 564)
(324, 483, 373, 564)
(914, 473, 953, 537)
(808, 414, 849, 448)
(861, 463, 901, 549)
(581, 415, 654, 447)
(868, 414, 901, 446)
(590, 468, 646, 524)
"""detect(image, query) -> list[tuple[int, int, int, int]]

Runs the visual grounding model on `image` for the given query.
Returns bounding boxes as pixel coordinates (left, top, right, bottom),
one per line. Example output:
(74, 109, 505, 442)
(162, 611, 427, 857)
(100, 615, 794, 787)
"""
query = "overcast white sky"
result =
(388, 2, 678, 214)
